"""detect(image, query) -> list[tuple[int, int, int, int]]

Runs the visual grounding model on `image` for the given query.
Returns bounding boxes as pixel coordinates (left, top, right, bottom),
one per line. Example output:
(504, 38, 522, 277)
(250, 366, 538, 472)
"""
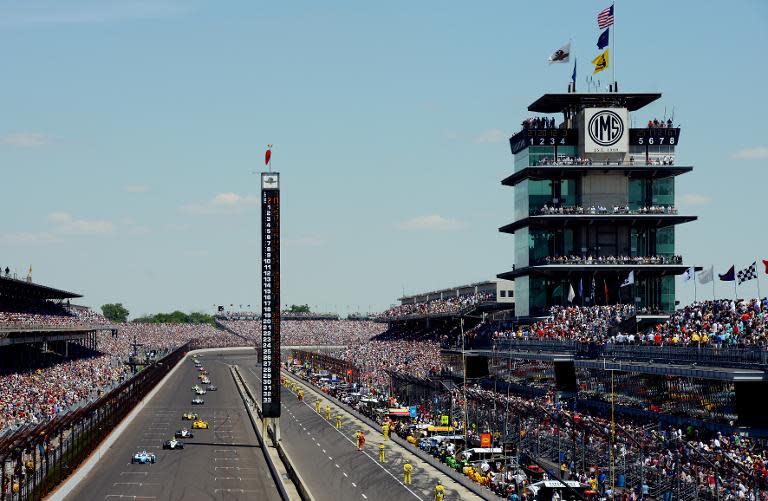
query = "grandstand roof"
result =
(0, 275, 82, 300)
(502, 165, 693, 187)
(498, 264, 691, 281)
(398, 280, 498, 302)
(528, 92, 661, 113)
(499, 214, 697, 235)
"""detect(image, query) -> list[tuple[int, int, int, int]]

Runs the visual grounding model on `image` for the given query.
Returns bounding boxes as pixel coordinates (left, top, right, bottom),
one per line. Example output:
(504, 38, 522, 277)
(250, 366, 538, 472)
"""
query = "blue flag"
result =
(578, 278, 583, 298)
(718, 265, 735, 282)
(571, 58, 577, 82)
(597, 28, 610, 50)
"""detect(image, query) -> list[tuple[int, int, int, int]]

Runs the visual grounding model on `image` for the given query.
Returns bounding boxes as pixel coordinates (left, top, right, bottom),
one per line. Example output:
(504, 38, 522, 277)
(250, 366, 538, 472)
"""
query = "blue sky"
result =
(2, 0, 767, 317)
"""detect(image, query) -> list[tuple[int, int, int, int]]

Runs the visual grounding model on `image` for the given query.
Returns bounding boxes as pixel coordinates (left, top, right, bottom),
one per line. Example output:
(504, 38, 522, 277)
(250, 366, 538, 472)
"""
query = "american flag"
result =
(598, 4, 614, 29)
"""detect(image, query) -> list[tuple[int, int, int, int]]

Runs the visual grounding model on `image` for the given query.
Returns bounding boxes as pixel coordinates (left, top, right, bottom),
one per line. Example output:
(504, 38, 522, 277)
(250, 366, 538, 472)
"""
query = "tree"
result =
(287, 304, 311, 313)
(101, 303, 129, 323)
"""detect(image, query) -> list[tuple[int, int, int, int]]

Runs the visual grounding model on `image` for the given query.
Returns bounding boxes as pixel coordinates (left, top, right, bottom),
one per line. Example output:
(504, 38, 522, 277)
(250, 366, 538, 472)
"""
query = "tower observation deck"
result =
(499, 91, 695, 319)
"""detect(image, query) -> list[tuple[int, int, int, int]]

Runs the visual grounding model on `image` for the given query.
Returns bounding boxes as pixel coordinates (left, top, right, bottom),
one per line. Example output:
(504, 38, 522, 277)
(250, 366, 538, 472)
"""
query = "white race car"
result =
(175, 428, 194, 439)
(131, 450, 157, 464)
(162, 438, 184, 450)
(192, 397, 204, 405)
(201, 377, 211, 384)
(195, 388, 207, 395)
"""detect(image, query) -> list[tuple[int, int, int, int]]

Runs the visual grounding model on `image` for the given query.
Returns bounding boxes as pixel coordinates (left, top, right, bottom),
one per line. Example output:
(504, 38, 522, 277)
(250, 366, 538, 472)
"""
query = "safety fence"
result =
(0, 343, 189, 501)
(287, 349, 359, 384)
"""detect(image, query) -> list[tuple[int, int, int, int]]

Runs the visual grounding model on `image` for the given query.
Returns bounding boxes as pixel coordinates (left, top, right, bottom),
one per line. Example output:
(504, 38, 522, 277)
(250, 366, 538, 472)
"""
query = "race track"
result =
(64, 349, 282, 501)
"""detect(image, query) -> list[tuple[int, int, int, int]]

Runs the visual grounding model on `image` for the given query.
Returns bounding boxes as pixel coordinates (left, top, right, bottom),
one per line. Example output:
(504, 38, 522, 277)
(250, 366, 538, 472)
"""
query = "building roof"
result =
(0, 275, 82, 300)
(499, 214, 697, 235)
(502, 165, 693, 187)
(528, 92, 662, 114)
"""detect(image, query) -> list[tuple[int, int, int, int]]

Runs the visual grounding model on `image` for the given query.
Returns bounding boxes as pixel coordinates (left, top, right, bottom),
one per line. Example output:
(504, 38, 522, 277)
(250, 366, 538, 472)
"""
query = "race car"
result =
(207, 385, 218, 391)
(192, 397, 204, 405)
(182, 412, 199, 420)
(201, 377, 211, 384)
(197, 366, 205, 372)
(131, 451, 156, 464)
(192, 419, 209, 429)
(175, 428, 194, 439)
(191, 385, 201, 392)
(162, 438, 184, 450)
(195, 388, 207, 395)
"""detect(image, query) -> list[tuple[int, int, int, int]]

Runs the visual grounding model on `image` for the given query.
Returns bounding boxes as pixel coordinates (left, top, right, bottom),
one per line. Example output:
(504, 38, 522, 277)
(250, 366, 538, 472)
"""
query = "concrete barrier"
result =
(232, 366, 315, 501)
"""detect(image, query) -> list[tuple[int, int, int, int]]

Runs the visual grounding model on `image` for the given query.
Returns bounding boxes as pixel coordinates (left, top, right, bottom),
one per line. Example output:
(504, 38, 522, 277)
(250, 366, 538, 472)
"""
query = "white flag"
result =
(567, 283, 576, 303)
(621, 271, 634, 287)
(682, 267, 695, 282)
(699, 266, 714, 284)
(548, 42, 571, 64)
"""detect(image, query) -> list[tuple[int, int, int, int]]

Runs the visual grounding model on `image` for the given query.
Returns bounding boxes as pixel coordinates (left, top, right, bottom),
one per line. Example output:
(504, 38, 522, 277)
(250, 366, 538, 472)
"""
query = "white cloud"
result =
(472, 129, 507, 144)
(732, 147, 768, 160)
(398, 214, 465, 231)
(181, 192, 259, 215)
(47, 212, 114, 235)
(1, 133, 52, 147)
(2, 213, 114, 242)
(679, 194, 712, 206)
(122, 184, 151, 193)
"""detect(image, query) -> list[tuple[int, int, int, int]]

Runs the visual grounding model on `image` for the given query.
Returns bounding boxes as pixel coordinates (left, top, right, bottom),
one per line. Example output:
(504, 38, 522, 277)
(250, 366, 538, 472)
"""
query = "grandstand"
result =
(0, 275, 113, 354)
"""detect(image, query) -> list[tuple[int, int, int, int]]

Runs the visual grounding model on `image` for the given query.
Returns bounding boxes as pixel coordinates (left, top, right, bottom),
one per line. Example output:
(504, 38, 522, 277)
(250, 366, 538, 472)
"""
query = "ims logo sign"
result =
(588, 110, 624, 146)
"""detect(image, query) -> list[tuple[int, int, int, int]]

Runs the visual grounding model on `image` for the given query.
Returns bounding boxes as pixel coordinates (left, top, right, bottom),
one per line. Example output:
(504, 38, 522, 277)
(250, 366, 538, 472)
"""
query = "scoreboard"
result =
(261, 172, 281, 418)
(628, 127, 681, 146)
(510, 128, 578, 155)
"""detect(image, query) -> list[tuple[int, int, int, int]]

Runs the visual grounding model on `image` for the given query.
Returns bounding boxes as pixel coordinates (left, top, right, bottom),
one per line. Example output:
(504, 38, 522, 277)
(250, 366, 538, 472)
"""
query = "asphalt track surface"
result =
(65, 350, 282, 501)
(238, 358, 475, 501)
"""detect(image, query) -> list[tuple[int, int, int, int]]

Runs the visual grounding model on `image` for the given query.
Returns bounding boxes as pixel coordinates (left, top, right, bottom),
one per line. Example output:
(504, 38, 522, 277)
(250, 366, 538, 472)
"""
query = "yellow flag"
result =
(592, 49, 609, 74)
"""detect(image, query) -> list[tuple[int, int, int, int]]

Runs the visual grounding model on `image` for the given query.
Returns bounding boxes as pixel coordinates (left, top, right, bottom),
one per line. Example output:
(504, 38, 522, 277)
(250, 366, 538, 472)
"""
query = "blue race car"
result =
(131, 450, 157, 464)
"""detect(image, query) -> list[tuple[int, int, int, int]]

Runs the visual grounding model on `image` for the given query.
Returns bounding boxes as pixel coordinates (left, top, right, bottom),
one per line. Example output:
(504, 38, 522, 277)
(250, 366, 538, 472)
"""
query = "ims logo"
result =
(588, 110, 624, 146)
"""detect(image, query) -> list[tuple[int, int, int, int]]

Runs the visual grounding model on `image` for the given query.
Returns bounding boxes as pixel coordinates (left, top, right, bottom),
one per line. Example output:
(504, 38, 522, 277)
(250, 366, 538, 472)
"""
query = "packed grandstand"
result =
(1, 272, 767, 498)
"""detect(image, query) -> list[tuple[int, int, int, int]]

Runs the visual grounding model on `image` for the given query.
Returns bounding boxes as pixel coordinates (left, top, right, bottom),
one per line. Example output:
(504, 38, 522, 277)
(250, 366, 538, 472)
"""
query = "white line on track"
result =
(283, 372, 426, 501)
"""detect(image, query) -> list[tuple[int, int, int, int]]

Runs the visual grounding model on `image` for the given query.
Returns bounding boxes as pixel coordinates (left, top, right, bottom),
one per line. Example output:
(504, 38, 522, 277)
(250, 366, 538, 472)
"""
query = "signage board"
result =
(261, 172, 281, 418)
(583, 108, 629, 153)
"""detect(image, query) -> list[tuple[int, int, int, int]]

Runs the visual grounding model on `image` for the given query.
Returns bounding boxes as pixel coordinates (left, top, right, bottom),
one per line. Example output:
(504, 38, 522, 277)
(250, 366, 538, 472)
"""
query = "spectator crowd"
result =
(538, 204, 678, 216)
(377, 292, 494, 320)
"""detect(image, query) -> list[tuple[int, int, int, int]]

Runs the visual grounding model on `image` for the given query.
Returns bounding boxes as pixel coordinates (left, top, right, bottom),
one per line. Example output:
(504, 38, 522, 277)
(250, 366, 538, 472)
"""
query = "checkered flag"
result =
(737, 262, 757, 285)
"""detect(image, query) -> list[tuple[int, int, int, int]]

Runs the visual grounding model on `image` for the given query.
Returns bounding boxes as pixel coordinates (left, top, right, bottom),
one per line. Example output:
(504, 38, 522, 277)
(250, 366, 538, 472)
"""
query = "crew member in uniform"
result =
(382, 422, 390, 440)
(356, 430, 365, 451)
(336, 414, 342, 429)
(403, 463, 413, 485)
(325, 404, 331, 420)
(315, 400, 321, 413)
(378, 443, 385, 462)
(434, 480, 445, 501)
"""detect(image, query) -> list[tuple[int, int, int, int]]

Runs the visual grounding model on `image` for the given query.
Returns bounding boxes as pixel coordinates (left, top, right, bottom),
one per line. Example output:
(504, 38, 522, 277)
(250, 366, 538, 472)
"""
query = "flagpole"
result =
(712, 270, 716, 300)
(612, 2, 616, 87)
(693, 269, 697, 303)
